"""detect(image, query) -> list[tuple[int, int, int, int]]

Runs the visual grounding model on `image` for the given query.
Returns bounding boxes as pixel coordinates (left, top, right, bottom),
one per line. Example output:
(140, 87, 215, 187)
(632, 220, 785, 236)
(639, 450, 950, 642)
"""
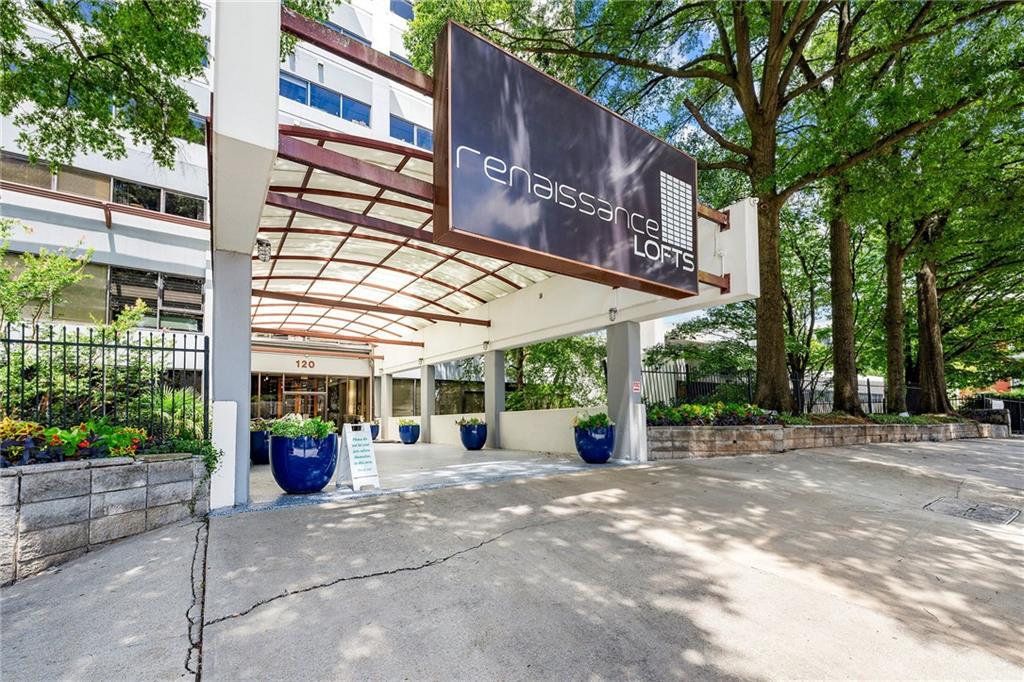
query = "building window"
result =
(310, 83, 341, 117)
(112, 178, 160, 211)
(1, 152, 54, 190)
(57, 166, 109, 201)
(164, 191, 206, 221)
(390, 0, 414, 21)
(416, 127, 433, 151)
(390, 115, 415, 144)
(188, 113, 207, 137)
(389, 115, 431, 150)
(390, 52, 412, 67)
(280, 71, 371, 126)
(325, 21, 371, 46)
(109, 267, 204, 331)
(279, 72, 308, 105)
(342, 96, 371, 126)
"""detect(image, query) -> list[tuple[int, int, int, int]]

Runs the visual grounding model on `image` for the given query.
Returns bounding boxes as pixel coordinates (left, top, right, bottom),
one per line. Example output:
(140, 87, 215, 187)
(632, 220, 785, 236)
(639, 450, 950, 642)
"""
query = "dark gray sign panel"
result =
(433, 22, 699, 298)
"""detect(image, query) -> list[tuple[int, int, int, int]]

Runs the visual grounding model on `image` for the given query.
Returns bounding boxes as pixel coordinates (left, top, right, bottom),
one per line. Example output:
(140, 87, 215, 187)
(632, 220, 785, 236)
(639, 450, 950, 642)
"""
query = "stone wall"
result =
(648, 421, 1010, 461)
(1, 454, 210, 585)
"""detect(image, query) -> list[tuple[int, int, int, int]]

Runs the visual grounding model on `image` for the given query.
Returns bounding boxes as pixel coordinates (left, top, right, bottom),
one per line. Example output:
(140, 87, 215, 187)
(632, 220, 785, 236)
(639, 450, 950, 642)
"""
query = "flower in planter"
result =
(455, 417, 485, 427)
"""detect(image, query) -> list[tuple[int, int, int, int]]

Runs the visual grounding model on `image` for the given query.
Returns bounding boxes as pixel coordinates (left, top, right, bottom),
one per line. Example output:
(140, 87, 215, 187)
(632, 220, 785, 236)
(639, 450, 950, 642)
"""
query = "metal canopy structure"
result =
(252, 126, 551, 345)
(253, 8, 731, 349)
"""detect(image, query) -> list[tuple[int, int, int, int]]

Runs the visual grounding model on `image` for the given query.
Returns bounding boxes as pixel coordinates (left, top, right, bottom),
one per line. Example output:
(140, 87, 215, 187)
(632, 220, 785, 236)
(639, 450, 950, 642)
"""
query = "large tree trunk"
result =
(753, 195, 795, 413)
(828, 182, 863, 415)
(915, 260, 952, 413)
(883, 226, 907, 413)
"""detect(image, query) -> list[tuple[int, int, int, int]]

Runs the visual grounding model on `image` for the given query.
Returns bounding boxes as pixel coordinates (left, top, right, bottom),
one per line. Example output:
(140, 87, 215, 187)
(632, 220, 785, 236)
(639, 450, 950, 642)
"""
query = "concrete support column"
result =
(420, 364, 435, 443)
(607, 321, 647, 461)
(372, 376, 382, 420)
(484, 350, 505, 448)
(380, 373, 393, 440)
(210, 249, 252, 506)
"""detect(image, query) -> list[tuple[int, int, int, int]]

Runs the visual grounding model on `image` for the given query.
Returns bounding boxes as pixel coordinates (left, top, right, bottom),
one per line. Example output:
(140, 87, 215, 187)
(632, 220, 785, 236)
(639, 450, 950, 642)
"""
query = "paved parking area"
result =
(3, 437, 1022, 681)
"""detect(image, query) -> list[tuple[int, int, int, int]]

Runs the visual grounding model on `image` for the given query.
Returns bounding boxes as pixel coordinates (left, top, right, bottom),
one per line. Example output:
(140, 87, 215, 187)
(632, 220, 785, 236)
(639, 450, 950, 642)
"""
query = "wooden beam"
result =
(698, 270, 731, 293)
(251, 344, 381, 360)
(697, 204, 730, 229)
(277, 134, 434, 202)
(265, 191, 433, 243)
(252, 326, 424, 348)
(252, 288, 491, 327)
(281, 6, 433, 96)
(279, 125, 432, 162)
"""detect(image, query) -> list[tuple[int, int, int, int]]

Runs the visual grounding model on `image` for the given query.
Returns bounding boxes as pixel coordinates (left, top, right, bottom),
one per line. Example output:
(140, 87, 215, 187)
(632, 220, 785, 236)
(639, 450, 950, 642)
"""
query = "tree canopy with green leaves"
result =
(0, 0, 208, 169)
(407, 0, 1024, 413)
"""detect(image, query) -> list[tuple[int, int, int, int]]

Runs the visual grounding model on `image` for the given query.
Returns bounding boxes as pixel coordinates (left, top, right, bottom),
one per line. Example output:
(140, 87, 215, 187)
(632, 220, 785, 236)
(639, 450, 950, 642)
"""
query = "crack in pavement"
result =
(204, 513, 588, 628)
(185, 520, 210, 679)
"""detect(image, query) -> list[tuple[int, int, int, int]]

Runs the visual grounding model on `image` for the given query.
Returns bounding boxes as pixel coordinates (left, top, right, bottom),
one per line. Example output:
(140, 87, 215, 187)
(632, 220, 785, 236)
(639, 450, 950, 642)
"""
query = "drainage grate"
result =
(924, 497, 1021, 525)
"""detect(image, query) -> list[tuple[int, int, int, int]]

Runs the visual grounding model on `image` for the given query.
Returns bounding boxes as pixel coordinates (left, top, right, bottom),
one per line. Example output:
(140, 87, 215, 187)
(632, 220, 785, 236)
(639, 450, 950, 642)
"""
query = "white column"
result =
(483, 350, 504, 448)
(380, 373, 393, 440)
(607, 321, 647, 461)
(419, 364, 435, 443)
(209, 248, 252, 506)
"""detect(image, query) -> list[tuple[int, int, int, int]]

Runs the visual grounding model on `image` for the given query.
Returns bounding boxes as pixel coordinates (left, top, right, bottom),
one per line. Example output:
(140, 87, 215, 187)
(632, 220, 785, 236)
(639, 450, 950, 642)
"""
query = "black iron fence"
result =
(1, 323, 209, 442)
(642, 365, 886, 414)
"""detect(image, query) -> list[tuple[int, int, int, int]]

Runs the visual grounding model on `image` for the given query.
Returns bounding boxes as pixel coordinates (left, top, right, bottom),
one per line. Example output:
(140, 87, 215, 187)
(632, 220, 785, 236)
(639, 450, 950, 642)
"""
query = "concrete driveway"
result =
(4, 438, 1023, 681)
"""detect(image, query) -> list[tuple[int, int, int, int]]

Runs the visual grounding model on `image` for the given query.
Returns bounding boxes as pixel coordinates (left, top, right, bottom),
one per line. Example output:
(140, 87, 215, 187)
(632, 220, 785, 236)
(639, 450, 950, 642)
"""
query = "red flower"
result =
(50, 435, 61, 445)
(77, 440, 89, 449)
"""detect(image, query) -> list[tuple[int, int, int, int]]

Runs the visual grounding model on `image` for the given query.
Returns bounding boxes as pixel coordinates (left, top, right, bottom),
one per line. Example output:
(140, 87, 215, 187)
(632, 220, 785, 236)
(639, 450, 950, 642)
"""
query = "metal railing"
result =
(1, 323, 209, 442)
(642, 365, 888, 414)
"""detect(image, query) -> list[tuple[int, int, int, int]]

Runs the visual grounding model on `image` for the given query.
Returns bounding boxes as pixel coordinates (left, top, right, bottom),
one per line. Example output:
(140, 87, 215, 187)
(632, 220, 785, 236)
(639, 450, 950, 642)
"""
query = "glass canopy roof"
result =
(252, 127, 550, 345)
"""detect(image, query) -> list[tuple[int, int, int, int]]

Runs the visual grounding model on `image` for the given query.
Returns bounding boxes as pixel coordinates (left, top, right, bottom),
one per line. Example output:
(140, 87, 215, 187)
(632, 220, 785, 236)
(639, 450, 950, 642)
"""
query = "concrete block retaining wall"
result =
(1, 455, 209, 584)
(648, 422, 1010, 460)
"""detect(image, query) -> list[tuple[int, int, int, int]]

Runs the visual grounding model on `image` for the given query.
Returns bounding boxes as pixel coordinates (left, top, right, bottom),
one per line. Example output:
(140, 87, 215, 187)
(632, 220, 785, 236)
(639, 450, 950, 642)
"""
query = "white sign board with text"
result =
(337, 423, 380, 491)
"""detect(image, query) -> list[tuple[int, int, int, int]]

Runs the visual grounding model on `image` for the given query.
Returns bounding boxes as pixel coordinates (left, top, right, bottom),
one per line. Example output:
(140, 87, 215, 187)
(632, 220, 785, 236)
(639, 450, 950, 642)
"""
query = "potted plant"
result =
(249, 417, 271, 465)
(397, 418, 420, 445)
(573, 413, 615, 463)
(456, 417, 487, 451)
(269, 414, 338, 493)
(369, 418, 380, 441)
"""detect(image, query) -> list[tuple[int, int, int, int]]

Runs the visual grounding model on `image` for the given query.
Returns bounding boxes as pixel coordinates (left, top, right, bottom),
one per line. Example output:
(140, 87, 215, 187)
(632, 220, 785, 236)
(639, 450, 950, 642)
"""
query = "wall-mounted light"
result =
(256, 238, 272, 263)
(482, 341, 490, 351)
(608, 307, 618, 322)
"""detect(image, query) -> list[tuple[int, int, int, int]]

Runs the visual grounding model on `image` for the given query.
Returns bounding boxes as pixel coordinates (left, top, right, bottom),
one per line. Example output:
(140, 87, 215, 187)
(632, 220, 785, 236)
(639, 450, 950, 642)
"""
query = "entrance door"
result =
(282, 375, 327, 418)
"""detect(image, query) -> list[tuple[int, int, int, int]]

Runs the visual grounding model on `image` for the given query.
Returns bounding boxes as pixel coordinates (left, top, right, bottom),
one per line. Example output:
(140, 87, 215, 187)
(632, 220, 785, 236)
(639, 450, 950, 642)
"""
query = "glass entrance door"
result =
(252, 372, 369, 427)
(282, 375, 327, 418)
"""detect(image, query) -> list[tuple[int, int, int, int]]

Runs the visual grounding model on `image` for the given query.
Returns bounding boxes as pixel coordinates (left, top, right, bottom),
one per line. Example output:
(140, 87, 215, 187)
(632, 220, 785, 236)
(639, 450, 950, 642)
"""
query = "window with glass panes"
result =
(108, 267, 204, 331)
(389, 115, 432, 150)
(279, 71, 371, 126)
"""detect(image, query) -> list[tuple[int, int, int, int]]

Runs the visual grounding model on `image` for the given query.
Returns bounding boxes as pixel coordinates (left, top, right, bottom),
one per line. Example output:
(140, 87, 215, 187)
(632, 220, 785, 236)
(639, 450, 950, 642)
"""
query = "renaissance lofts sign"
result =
(433, 22, 699, 298)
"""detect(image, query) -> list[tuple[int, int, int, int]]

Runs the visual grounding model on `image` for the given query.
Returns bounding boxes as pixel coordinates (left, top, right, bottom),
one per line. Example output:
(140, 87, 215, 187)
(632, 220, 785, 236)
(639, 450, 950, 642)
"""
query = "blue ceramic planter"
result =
(250, 430, 270, 464)
(459, 424, 487, 451)
(270, 433, 338, 494)
(370, 423, 380, 440)
(574, 426, 615, 463)
(398, 424, 420, 444)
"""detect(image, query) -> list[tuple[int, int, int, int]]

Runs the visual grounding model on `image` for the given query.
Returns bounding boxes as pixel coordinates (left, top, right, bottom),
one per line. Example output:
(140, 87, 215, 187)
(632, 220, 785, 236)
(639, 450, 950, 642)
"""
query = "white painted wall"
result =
(500, 406, 607, 455)
(252, 349, 371, 376)
(390, 406, 606, 455)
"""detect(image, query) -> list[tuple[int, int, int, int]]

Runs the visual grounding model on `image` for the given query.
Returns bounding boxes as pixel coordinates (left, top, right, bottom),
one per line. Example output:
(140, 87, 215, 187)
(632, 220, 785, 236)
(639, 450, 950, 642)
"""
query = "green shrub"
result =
(397, 418, 418, 427)
(140, 436, 220, 474)
(574, 412, 613, 429)
(646, 402, 773, 426)
(270, 414, 336, 439)
(456, 416, 484, 426)
(779, 413, 812, 426)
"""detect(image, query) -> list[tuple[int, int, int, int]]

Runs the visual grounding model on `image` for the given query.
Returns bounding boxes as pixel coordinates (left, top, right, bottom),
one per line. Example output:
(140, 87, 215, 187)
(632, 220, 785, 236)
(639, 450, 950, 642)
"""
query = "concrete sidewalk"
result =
(3, 438, 1022, 681)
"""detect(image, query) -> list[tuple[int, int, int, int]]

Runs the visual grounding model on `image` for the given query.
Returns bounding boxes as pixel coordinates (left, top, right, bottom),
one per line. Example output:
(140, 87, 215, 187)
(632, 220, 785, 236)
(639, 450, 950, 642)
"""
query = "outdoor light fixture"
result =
(608, 307, 618, 322)
(256, 238, 272, 263)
